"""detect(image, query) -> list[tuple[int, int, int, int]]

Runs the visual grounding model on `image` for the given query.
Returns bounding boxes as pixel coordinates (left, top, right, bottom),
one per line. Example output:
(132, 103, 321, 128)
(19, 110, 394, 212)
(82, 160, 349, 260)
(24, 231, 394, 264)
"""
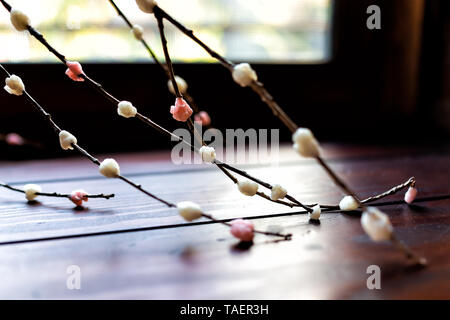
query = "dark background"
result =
(0, 0, 449, 159)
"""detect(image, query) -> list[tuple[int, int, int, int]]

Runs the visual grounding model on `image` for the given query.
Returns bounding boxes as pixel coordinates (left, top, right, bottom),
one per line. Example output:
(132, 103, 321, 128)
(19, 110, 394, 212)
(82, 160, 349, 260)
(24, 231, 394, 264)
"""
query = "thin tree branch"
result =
(153, 6, 234, 70)
(361, 177, 415, 204)
(0, 181, 114, 200)
(202, 213, 292, 240)
(154, 10, 181, 98)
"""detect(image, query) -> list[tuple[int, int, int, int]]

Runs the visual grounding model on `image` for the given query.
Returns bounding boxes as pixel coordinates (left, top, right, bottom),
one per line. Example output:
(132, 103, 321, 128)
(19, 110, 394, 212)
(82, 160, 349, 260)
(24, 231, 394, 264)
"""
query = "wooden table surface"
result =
(0, 144, 449, 299)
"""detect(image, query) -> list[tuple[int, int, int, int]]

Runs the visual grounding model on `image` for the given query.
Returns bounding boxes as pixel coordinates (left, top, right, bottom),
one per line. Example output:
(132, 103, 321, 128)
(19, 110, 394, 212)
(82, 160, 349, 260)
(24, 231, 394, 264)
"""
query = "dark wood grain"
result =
(0, 145, 449, 299)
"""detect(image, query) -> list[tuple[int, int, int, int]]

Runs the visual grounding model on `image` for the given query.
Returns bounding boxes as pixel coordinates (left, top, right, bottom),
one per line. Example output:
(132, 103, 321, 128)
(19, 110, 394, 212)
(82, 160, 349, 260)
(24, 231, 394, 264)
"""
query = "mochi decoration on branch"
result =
(170, 97, 193, 122)
(404, 186, 418, 204)
(199, 146, 216, 163)
(238, 180, 259, 197)
(359, 206, 425, 265)
(230, 219, 255, 242)
(69, 189, 89, 207)
(359, 205, 425, 265)
(361, 207, 393, 242)
(168, 75, 188, 95)
(131, 24, 144, 40)
(4, 132, 25, 146)
(117, 101, 137, 118)
(226, 217, 292, 242)
(135, 0, 157, 14)
(10, 8, 29, 31)
(292, 128, 321, 158)
(0, 181, 113, 205)
(177, 201, 203, 221)
(23, 184, 41, 201)
(4, 74, 24, 96)
(339, 196, 359, 211)
(99, 158, 121, 178)
(232, 63, 258, 87)
(194, 111, 211, 126)
(309, 205, 321, 220)
(65, 61, 84, 82)
(59, 130, 77, 150)
(270, 184, 287, 201)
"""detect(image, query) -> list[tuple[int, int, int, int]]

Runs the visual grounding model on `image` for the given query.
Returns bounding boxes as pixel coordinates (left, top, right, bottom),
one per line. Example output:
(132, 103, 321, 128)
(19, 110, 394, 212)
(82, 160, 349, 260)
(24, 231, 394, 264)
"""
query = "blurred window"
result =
(0, 0, 332, 63)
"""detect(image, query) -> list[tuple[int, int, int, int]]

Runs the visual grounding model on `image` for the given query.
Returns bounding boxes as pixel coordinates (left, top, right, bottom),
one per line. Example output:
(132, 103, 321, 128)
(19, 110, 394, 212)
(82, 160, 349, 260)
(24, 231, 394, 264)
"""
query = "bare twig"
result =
(0, 181, 114, 200)
(202, 213, 292, 240)
(361, 177, 416, 204)
(153, 6, 234, 70)
(155, 10, 181, 98)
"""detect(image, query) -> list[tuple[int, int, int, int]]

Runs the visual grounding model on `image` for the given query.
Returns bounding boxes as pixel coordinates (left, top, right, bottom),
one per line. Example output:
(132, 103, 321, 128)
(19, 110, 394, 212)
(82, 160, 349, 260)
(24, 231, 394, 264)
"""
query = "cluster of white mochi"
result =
(131, 25, 144, 40)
